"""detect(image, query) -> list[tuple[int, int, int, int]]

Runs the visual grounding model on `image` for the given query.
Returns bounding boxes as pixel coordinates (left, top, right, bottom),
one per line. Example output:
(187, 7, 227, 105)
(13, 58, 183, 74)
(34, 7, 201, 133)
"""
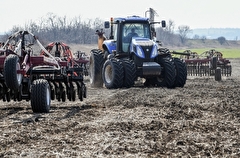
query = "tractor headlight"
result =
(150, 45, 158, 58)
(136, 46, 145, 58)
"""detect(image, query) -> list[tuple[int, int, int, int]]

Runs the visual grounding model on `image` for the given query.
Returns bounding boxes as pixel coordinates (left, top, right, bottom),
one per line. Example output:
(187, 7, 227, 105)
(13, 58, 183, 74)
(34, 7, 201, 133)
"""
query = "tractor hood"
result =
(130, 37, 158, 59)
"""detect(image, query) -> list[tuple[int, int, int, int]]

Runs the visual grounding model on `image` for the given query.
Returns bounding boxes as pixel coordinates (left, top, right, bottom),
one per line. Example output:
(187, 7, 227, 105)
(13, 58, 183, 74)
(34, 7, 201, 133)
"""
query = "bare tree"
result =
(201, 35, 207, 43)
(24, 20, 41, 34)
(193, 34, 200, 39)
(165, 19, 175, 34)
(178, 25, 191, 44)
(217, 36, 226, 45)
(80, 20, 94, 44)
(157, 19, 177, 45)
(92, 18, 104, 30)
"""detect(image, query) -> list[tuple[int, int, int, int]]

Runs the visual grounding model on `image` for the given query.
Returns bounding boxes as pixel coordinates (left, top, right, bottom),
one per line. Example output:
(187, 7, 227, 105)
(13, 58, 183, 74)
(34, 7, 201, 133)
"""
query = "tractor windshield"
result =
(122, 23, 151, 53)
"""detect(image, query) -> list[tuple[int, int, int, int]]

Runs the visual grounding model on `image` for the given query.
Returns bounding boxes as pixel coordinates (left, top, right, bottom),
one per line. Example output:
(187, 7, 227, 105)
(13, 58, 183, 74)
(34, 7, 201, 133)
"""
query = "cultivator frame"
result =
(0, 31, 87, 113)
(41, 42, 89, 76)
(179, 49, 232, 77)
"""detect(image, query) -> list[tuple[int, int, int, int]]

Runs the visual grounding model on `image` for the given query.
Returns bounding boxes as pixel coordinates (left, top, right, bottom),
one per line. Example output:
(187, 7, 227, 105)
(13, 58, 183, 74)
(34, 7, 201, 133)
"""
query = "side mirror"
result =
(104, 21, 110, 28)
(161, 20, 166, 28)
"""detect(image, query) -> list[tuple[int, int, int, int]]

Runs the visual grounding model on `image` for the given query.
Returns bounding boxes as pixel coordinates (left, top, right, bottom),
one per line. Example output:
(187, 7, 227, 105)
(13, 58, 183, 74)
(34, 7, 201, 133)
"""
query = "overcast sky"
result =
(0, 0, 239, 33)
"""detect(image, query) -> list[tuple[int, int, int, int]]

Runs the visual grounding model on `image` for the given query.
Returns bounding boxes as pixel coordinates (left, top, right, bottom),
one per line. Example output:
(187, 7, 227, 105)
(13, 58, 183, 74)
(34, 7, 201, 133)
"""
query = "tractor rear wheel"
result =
(102, 59, 124, 89)
(173, 58, 187, 87)
(154, 57, 176, 88)
(31, 79, 51, 113)
(4, 54, 22, 91)
(89, 49, 105, 87)
(121, 59, 136, 88)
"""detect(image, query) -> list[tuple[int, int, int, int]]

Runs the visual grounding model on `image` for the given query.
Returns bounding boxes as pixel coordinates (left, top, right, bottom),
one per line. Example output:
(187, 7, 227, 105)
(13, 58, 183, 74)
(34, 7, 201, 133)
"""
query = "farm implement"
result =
(0, 31, 87, 113)
(178, 49, 232, 78)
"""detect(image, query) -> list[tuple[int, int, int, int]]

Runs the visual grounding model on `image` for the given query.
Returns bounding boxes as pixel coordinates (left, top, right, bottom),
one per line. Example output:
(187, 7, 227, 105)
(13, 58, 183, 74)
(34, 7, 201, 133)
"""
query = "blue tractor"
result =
(89, 16, 187, 89)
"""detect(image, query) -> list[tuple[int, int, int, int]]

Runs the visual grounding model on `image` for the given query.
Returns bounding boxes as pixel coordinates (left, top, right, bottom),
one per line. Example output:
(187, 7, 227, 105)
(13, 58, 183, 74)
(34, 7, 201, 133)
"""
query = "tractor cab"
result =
(103, 16, 158, 56)
(121, 23, 151, 53)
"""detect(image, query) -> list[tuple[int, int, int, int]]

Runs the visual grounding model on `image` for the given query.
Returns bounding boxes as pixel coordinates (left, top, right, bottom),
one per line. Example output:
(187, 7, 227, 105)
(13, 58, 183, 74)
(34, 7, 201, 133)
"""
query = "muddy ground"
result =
(0, 59, 240, 158)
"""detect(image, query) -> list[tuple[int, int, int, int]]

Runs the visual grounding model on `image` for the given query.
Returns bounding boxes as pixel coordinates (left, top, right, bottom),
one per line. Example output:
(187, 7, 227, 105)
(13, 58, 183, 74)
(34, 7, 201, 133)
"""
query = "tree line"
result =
(1, 13, 226, 46)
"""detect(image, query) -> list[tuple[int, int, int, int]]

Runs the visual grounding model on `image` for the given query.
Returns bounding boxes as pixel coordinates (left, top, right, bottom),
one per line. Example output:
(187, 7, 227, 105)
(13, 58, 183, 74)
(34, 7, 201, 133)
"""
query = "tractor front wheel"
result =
(102, 59, 124, 89)
(121, 59, 136, 88)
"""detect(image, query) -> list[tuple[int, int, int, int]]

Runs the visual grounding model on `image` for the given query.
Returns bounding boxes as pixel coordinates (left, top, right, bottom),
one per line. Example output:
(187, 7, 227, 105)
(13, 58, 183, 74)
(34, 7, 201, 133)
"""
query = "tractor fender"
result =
(103, 40, 116, 54)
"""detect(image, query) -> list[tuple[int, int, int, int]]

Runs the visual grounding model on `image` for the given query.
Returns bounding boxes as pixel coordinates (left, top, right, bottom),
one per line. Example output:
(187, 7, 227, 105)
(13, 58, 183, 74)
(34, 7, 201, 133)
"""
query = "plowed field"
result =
(0, 59, 240, 157)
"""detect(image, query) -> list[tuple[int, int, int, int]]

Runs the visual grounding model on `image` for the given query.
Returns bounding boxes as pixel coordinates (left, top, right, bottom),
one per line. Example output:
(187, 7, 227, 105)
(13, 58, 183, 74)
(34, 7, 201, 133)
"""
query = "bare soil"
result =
(0, 58, 240, 157)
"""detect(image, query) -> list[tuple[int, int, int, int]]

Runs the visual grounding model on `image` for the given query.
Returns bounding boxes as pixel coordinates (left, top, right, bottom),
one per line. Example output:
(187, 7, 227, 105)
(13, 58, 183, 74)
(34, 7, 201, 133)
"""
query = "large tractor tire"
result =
(121, 59, 136, 88)
(102, 58, 124, 89)
(31, 79, 51, 113)
(154, 57, 176, 88)
(89, 49, 105, 87)
(173, 58, 187, 87)
(4, 54, 23, 91)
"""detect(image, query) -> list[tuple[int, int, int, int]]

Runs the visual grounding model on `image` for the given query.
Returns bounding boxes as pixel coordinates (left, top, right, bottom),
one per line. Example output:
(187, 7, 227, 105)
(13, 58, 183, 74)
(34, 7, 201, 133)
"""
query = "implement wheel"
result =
(215, 67, 222, 81)
(31, 79, 51, 113)
(211, 57, 217, 69)
(4, 54, 23, 91)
